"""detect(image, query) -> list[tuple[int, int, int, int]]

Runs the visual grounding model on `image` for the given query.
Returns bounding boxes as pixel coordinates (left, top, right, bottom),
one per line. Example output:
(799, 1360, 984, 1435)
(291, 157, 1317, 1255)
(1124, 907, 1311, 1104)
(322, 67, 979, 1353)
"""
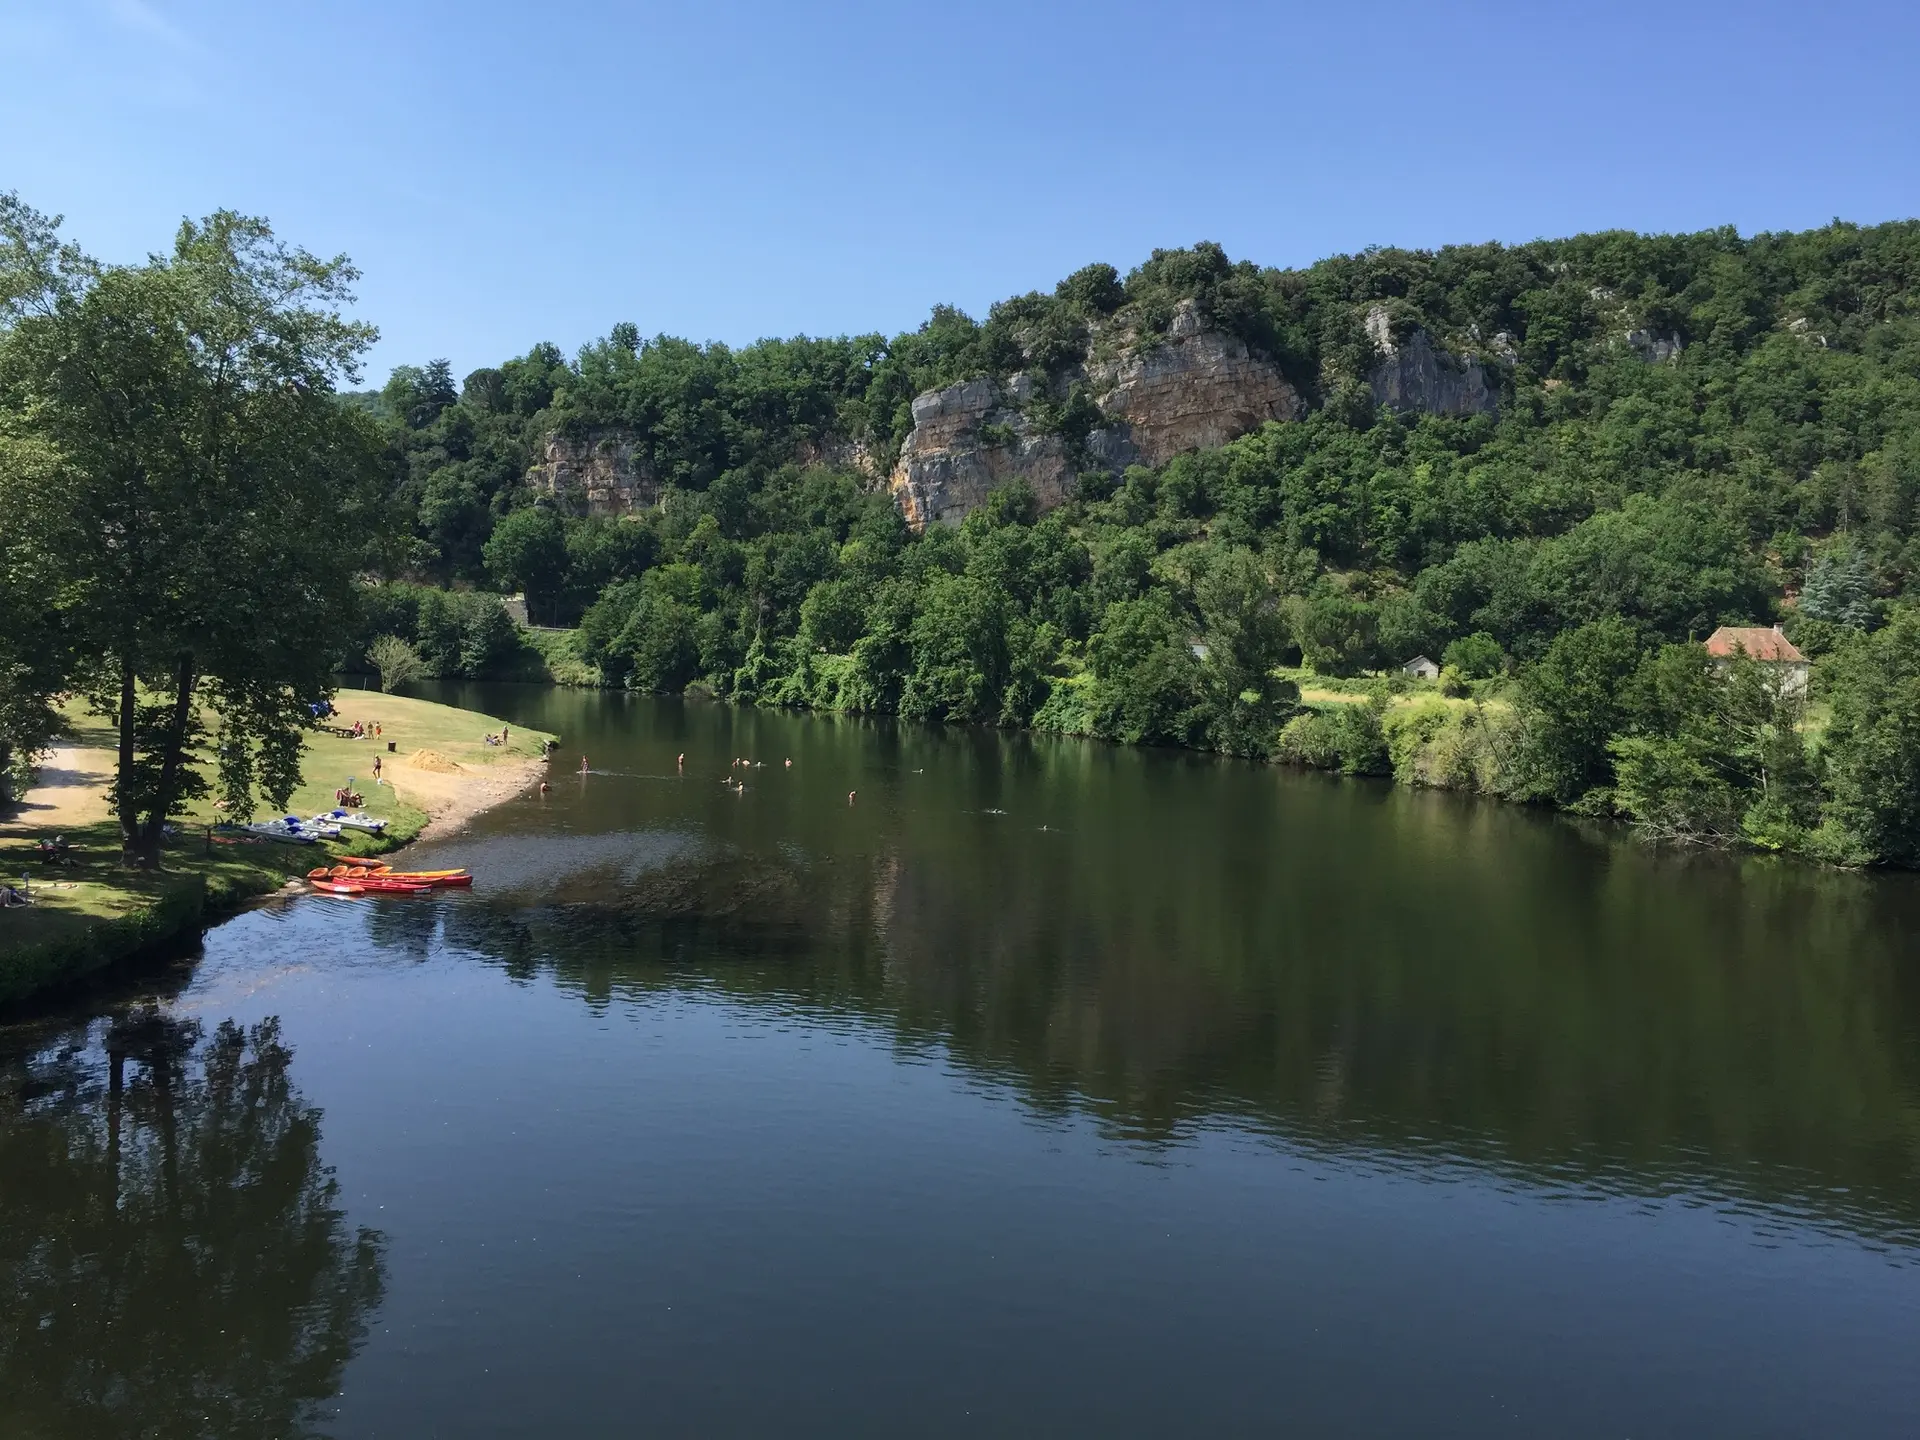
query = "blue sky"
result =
(4, 0, 1914, 384)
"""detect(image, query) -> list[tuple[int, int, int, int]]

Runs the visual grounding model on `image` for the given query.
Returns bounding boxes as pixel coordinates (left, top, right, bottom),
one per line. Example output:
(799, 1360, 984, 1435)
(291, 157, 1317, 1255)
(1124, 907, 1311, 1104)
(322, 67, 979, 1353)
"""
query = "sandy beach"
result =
(389, 752, 550, 841)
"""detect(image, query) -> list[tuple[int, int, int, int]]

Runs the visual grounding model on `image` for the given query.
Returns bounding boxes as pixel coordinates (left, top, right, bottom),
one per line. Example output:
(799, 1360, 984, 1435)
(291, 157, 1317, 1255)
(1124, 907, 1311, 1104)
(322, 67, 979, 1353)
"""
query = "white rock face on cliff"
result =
(527, 430, 659, 516)
(889, 301, 1303, 528)
(888, 378, 1083, 529)
(1624, 328, 1684, 364)
(1365, 305, 1500, 418)
(527, 429, 878, 515)
(1086, 303, 1304, 463)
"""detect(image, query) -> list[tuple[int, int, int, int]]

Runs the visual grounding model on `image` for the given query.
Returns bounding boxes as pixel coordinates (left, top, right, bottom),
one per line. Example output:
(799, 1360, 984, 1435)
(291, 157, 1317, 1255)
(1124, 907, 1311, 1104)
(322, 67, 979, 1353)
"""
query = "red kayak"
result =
(309, 877, 434, 896)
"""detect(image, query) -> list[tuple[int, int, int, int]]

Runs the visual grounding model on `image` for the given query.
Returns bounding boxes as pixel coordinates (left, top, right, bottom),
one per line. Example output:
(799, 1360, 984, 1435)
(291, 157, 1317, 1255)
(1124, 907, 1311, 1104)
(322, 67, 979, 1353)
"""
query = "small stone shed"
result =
(1703, 625, 1809, 698)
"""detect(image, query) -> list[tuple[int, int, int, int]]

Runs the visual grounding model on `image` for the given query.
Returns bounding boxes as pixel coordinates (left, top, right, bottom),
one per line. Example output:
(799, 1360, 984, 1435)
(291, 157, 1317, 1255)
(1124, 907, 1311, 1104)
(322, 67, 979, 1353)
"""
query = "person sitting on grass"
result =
(1, 884, 31, 907)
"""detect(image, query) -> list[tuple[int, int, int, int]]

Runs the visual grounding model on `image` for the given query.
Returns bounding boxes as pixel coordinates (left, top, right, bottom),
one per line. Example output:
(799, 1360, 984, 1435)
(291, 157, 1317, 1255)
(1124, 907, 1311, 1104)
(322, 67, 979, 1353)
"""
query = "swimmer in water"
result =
(580, 755, 589, 773)
(540, 780, 550, 794)
(784, 758, 792, 768)
(848, 790, 856, 806)
(677, 753, 685, 770)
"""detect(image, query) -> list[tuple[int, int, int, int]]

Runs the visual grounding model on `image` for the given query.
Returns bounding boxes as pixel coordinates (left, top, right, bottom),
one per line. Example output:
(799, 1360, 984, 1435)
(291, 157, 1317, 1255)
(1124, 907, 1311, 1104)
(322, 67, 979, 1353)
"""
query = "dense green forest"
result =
(344, 220, 1920, 864)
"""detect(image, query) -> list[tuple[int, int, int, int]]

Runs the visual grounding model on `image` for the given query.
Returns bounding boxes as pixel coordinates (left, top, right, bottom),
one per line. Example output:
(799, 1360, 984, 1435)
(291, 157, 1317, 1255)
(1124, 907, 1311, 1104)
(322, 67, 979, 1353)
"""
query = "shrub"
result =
(1277, 702, 1389, 775)
(367, 635, 424, 694)
(1442, 632, 1507, 679)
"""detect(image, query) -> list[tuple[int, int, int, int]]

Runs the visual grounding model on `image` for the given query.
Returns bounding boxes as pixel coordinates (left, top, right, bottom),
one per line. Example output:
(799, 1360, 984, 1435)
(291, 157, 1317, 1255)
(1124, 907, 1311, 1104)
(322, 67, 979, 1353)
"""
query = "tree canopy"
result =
(0, 197, 382, 862)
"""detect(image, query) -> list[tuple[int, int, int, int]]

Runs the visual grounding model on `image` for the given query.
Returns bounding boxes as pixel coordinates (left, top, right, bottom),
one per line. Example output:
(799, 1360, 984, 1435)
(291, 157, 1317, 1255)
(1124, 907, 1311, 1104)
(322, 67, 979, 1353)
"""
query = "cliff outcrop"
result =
(1087, 302, 1304, 462)
(1365, 305, 1501, 418)
(529, 429, 879, 515)
(527, 429, 659, 516)
(890, 301, 1303, 528)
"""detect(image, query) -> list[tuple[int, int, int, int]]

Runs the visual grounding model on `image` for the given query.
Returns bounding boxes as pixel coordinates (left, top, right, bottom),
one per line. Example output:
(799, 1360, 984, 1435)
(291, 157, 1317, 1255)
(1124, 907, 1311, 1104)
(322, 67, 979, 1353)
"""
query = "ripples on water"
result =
(5, 687, 1920, 1435)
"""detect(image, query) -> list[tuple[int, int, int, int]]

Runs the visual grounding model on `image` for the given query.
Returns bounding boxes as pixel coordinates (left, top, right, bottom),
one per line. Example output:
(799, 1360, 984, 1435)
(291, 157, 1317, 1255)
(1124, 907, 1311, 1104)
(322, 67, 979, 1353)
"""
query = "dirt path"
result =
(0, 746, 114, 836)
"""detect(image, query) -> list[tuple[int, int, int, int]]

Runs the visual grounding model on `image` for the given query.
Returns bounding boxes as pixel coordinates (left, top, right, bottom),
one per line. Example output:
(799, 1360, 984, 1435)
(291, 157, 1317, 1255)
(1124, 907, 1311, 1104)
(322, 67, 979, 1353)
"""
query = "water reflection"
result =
(0, 1005, 385, 1435)
(393, 685, 1920, 1249)
(412, 858, 1920, 1245)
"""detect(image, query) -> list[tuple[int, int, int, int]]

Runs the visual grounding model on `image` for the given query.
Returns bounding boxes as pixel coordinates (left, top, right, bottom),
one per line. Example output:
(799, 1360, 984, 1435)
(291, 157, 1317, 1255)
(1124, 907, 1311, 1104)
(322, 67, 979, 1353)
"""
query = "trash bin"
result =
(387, 741, 396, 753)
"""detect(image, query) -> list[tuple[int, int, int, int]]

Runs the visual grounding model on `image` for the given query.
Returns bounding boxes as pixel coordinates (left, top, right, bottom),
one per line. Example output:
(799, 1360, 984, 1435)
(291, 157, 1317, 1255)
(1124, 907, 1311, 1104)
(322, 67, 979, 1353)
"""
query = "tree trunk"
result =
(132, 653, 198, 869)
(116, 660, 142, 866)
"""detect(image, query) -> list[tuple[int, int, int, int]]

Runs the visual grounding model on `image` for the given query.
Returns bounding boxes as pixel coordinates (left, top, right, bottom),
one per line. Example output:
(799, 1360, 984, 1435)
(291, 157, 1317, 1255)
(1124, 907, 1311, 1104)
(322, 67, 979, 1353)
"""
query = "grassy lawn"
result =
(1, 690, 554, 1004)
(1274, 666, 1512, 713)
(176, 691, 553, 836)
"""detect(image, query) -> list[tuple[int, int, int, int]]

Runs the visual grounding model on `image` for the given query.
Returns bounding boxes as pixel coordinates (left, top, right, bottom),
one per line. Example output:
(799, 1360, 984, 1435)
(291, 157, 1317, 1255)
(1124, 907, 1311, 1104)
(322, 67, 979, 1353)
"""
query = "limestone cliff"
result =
(887, 378, 1083, 529)
(1365, 305, 1500, 418)
(1086, 302, 1304, 462)
(1625, 327, 1684, 364)
(890, 301, 1303, 528)
(529, 428, 879, 516)
(527, 429, 659, 516)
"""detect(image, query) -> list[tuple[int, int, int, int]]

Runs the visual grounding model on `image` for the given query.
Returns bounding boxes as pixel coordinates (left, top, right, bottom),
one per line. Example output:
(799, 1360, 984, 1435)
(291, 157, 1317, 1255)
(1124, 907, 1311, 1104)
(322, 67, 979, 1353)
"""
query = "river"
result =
(4, 684, 1919, 1436)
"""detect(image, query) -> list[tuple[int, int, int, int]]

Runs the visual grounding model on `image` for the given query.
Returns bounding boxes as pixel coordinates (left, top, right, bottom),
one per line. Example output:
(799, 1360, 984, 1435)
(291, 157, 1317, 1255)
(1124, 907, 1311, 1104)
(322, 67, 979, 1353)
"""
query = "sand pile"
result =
(406, 749, 466, 773)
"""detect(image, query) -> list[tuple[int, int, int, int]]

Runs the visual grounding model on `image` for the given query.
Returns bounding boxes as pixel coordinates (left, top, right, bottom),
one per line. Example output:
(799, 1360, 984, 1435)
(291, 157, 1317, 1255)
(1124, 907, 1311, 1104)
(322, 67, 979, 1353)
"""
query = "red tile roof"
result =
(1704, 626, 1806, 663)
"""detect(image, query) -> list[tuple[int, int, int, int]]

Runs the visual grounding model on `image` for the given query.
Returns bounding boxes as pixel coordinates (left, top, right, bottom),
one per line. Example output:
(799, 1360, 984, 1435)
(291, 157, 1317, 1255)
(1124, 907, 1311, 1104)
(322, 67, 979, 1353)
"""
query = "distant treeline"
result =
(341, 219, 1920, 862)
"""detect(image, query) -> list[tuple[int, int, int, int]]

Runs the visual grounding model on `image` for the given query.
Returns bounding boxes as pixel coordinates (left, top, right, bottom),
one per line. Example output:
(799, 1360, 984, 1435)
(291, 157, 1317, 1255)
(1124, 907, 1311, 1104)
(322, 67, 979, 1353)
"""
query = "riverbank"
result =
(0, 693, 555, 1007)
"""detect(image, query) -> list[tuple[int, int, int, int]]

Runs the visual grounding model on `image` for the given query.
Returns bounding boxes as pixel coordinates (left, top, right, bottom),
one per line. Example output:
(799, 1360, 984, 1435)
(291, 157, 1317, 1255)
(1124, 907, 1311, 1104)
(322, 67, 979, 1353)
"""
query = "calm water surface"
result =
(5, 684, 1920, 1437)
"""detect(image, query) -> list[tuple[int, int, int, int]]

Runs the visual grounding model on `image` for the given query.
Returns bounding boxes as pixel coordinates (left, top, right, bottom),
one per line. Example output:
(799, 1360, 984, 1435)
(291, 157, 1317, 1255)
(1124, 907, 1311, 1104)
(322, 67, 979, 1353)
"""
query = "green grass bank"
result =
(0, 692, 555, 1007)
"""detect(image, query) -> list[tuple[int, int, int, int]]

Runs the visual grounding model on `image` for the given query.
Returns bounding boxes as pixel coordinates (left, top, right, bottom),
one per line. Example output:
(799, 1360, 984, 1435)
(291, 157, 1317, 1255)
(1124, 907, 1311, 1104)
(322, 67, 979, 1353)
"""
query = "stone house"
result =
(1703, 625, 1809, 698)
(1401, 655, 1441, 681)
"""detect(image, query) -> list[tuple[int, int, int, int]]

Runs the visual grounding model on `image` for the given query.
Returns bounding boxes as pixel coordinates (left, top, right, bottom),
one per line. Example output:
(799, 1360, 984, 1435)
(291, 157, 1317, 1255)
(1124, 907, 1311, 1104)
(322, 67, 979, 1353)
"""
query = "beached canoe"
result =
(248, 818, 336, 844)
(323, 864, 471, 884)
(309, 876, 433, 896)
(312, 809, 388, 833)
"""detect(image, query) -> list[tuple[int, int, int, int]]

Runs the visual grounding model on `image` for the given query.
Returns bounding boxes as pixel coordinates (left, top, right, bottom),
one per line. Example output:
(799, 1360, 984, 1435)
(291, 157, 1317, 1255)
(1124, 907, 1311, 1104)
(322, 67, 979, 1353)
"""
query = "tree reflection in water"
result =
(0, 1008, 384, 1437)
(427, 833, 1920, 1249)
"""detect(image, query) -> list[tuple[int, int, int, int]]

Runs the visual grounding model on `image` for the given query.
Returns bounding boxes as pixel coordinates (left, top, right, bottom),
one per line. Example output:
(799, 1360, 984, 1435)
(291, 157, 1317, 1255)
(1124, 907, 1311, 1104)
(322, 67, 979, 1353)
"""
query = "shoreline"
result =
(1, 695, 556, 1010)
(399, 753, 549, 843)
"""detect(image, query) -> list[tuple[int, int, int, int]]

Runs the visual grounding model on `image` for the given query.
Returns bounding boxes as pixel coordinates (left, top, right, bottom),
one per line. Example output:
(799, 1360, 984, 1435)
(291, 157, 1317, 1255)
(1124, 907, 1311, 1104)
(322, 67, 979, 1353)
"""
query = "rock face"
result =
(889, 301, 1302, 528)
(528, 429, 878, 515)
(1625, 328, 1683, 364)
(527, 430, 659, 516)
(1087, 305, 1304, 462)
(793, 433, 881, 480)
(888, 378, 1083, 529)
(1365, 305, 1500, 418)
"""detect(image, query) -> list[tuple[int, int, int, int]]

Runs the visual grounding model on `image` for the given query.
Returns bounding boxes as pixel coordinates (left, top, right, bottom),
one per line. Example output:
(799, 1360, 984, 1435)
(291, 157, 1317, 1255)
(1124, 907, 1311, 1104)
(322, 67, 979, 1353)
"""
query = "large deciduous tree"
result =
(0, 196, 382, 864)
(0, 428, 71, 800)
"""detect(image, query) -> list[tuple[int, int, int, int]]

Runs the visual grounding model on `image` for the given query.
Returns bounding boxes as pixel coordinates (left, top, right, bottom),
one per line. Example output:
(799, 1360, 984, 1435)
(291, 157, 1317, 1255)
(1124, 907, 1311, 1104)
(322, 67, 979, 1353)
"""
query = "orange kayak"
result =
(314, 864, 471, 887)
(310, 877, 433, 896)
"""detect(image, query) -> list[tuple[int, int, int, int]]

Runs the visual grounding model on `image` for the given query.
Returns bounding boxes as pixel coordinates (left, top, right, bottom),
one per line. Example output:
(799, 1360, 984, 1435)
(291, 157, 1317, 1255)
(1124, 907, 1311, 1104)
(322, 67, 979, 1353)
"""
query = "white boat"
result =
(312, 808, 387, 834)
(245, 818, 317, 844)
(246, 816, 342, 844)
